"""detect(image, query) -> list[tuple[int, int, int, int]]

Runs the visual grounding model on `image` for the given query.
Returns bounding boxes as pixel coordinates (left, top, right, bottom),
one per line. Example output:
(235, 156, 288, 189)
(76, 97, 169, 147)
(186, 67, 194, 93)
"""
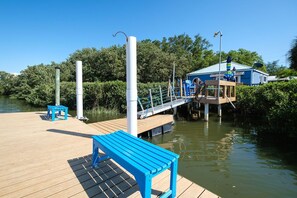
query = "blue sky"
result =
(0, 0, 296, 74)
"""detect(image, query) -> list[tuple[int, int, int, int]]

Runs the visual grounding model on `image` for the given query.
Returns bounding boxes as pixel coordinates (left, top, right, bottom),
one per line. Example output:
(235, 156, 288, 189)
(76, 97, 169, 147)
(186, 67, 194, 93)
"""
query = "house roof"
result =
(188, 62, 268, 76)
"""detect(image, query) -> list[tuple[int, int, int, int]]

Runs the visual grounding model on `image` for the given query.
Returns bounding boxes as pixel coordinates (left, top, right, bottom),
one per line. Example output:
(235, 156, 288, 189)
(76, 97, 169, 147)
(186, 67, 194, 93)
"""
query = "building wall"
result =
(187, 69, 268, 86)
(241, 70, 252, 85)
(252, 70, 268, 85)
(187, 74, 212, 84)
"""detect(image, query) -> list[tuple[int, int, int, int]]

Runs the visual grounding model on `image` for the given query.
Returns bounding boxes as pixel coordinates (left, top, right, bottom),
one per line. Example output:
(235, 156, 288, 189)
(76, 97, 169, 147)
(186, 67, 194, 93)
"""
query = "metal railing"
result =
(137, 85, 180, 118)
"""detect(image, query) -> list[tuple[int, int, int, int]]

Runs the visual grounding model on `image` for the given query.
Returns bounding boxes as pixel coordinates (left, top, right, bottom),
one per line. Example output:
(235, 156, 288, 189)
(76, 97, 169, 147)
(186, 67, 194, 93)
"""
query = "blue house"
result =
(187, 62, 269, 86)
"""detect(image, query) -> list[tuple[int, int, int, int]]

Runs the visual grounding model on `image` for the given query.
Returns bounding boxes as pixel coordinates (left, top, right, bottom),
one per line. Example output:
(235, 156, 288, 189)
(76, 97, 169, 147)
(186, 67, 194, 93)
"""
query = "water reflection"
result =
(149, 115, 297, 198)
(0, 96, 43, 113)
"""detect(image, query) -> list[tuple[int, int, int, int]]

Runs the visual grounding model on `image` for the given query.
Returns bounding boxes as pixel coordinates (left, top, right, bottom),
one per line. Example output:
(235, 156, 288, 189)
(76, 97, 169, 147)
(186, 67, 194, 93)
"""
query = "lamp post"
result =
(113, 31, 138, 137)
(214, 31, 222, 98)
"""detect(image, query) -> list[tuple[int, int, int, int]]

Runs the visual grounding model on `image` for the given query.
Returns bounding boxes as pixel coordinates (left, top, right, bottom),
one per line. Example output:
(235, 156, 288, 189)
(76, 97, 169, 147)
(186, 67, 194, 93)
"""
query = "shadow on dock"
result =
(68, 154, 162, 197)
(38, 113, 50, 121)
(47, 129, 95, 138)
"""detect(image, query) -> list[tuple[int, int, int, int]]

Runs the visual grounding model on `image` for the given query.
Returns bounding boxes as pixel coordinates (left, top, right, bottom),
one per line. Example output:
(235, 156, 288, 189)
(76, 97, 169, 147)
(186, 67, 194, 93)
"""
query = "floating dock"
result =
(0, 112, 220, 198)
(89, 114, 174, 137)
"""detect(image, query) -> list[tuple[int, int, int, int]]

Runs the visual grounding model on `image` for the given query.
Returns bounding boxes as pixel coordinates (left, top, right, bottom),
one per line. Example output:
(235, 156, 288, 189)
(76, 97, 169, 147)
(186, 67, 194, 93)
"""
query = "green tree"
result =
(137, 42, 176, 82)
(276, 68, 297, 78)
(226, 48, 264, 66)
(0, 71, 16, 95)
(66, 46, 126, 82)
(266, 60, 286, 75)
(288, 37, 297, 70)
(152, 34, 215, 73)
(66, 48, 100, 82)
(13, 64, 54, 100)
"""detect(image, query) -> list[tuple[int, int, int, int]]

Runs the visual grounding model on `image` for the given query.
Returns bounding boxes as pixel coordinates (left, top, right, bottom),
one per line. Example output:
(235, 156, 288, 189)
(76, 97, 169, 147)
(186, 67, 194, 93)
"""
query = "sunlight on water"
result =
(149, 116, 297, 198)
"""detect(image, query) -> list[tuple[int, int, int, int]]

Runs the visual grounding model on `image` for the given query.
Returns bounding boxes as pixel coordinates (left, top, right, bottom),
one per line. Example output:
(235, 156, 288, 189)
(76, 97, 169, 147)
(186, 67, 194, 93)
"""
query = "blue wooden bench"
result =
(92, 130, 179, 198)
(47, 105, 68, 121)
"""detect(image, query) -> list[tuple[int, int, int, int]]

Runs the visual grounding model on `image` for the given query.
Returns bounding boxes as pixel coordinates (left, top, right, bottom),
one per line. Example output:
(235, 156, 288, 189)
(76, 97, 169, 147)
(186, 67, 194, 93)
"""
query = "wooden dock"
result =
(0, 112, 220, 198)
(88, 114, 173, 135)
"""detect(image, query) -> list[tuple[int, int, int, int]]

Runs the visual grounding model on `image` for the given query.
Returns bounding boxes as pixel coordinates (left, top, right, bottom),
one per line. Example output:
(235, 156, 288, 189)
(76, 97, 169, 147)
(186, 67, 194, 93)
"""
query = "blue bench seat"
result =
(92, 130, 179, 198)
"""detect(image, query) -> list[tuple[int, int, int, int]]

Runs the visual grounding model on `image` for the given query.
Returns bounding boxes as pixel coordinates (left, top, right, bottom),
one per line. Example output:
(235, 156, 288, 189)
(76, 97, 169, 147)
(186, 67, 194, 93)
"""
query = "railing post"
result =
(137, 97, 144, 113)
(159, 86, 164, 107)
(149, 89, 154, 113)
(170, 86, 173, 106)
(167, 79, 171, 97)
(180, 78, 183, 97)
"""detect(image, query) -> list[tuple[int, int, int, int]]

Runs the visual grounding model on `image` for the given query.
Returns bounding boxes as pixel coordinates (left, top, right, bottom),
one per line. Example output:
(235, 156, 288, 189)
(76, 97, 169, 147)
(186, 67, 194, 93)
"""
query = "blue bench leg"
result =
(65, 108, 68, 120)
(51, 109, 55, 121)
(136, 175, 152, 198)
(169, 160, 178, 198)
(92, 141, 110, 168)
(92, 141, 99, 168)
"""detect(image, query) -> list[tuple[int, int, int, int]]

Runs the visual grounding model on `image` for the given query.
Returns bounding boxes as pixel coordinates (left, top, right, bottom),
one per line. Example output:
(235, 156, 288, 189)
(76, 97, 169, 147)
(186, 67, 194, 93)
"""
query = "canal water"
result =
(149, 116, 297, 198)
(1, 96, 297, 198)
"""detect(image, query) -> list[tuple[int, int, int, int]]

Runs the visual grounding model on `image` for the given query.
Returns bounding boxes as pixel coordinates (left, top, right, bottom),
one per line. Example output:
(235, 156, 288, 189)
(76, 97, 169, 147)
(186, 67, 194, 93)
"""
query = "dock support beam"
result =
(204, 103, 209, 121)
(173, 107, 177, 116)
(218, 104, 222, 117)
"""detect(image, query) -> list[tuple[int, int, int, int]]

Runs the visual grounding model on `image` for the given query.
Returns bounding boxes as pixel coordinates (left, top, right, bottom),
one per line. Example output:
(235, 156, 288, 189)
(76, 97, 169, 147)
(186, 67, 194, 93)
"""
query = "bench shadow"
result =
(39, 114, 51, 121)
(47, 129, 95, 138)
(68, 154, 162, 197)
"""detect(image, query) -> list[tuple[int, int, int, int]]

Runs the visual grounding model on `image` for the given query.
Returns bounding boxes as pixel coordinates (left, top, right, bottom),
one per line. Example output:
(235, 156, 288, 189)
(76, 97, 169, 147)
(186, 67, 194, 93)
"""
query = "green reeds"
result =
(84, 107, 124, 123)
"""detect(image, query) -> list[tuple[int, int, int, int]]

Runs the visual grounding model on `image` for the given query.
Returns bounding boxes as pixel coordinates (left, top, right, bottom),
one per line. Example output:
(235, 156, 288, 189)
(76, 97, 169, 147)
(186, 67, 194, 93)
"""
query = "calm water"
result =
(0, 95, 44, 113)
(0, 95, 122, 122)
(1, 96, 297, 197)
(149, 116, 297, 198)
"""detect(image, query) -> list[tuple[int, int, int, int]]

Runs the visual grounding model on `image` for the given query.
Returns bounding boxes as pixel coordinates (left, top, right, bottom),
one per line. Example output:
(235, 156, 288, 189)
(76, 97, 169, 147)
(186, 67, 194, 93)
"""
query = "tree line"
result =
(1, 34, 297, 105)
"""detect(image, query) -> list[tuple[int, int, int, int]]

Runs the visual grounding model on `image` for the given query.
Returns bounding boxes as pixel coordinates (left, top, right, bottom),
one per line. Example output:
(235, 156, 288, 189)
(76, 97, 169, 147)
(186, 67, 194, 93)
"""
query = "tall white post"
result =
(55, 66, 60, 106)
(76, 61, 83, 120)
(126, 36, 138, 136)
(214, 31, 222, 98)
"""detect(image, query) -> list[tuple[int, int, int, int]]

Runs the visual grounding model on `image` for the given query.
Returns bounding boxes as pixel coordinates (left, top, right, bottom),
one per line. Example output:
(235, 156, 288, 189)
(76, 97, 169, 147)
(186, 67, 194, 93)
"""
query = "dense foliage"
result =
(5, 79, 166, 113)
(236, 80, 297, 136)
(0, 33, 266, 102)
(266, 60, 297, 77)
(0, 71, 16, 95)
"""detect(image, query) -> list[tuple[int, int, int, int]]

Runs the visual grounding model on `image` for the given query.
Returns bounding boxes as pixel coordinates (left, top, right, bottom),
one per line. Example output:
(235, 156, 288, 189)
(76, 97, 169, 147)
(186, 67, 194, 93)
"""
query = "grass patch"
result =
(84, 107, 124, 123)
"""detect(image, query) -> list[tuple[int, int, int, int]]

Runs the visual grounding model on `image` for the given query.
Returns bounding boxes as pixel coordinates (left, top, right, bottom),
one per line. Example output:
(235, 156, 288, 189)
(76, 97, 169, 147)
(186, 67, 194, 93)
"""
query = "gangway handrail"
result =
(137, 83, 193, 119)
(159, 85, 164, 107)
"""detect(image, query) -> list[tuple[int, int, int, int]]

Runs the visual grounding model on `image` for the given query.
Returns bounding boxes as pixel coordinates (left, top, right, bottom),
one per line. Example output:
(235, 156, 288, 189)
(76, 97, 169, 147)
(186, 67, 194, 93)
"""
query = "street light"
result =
(214, 31, 223, 98)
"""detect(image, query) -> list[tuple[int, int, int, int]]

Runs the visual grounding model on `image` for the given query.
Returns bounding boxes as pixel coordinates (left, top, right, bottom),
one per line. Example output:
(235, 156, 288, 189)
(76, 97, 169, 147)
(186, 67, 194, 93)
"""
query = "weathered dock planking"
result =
(0, 111, 220, 198)
(88, 114, 174, 135)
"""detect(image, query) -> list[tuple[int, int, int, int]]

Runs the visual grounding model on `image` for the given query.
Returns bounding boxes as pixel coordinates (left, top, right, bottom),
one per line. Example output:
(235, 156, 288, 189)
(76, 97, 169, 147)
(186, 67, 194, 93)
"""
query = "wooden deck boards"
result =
(0, 111, 219, 198)
(88, 114, 174, 135)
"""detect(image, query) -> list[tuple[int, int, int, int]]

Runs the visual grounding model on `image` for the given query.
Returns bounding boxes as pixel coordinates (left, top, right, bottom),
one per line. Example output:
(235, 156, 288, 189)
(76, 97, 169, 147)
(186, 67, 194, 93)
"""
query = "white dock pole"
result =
(76, 61, 83, 120)
(127, 36, 138, 137)
(218, 104, 222, 117)
(204, 103, 209, 121)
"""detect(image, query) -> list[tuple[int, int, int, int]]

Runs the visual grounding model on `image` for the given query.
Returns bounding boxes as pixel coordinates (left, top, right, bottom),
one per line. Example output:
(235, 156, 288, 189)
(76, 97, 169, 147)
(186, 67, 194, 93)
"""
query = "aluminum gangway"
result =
(137, 86, 192, 119)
